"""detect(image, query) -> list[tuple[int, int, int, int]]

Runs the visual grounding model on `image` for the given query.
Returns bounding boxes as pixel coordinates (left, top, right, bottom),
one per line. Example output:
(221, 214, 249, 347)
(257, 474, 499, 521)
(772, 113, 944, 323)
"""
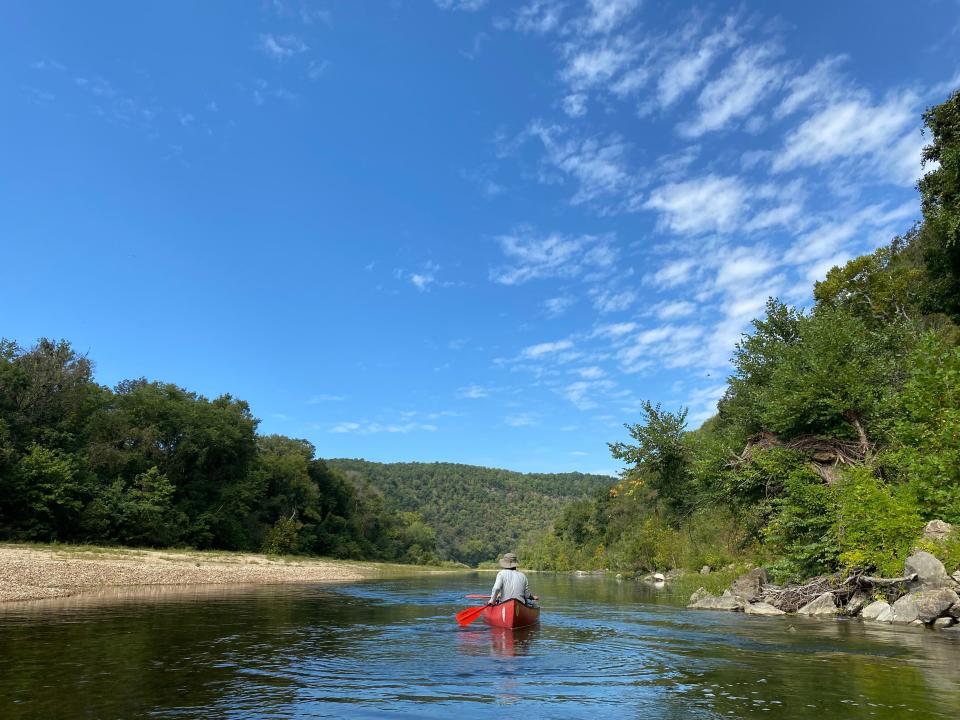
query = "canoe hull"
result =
(482, 599, 540, 629)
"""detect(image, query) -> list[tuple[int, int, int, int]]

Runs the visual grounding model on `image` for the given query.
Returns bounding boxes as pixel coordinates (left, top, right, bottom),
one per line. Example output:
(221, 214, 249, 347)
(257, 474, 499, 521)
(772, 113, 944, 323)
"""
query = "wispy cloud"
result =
(259, 33, 309, 61)
(644, 174, 747, 235)
(457, 384, 491, 399)
(521, 339, 574, 359)
(329, 421, 438, 434)
(306, 394, 344, 403)
(435, 0, 488, 11)
(490, 228, 616, 285)
(505, 413, 538, 427)
(542, 295, 577, 318)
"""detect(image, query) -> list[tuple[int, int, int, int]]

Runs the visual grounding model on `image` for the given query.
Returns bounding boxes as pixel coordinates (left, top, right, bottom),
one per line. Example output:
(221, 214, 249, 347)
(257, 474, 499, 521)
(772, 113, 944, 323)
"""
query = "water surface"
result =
(1, 573, 957, 718)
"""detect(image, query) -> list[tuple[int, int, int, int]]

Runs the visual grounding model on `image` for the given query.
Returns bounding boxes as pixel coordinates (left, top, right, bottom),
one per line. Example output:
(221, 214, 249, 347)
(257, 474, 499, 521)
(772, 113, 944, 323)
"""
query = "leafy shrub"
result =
(261, 516, 302, 555)
(834, 466, 923, 576)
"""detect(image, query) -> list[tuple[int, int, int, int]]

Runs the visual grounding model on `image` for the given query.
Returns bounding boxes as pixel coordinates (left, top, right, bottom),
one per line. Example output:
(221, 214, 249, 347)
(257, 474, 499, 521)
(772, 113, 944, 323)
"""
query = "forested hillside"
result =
(327, 459, 613, 565)
(0, 350, 441, 564)
(522, 90, 960, 582)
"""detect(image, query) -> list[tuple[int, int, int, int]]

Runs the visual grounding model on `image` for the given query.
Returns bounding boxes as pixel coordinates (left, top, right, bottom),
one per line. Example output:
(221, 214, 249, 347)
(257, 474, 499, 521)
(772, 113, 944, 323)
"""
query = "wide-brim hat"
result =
(499, 552, 518, 569)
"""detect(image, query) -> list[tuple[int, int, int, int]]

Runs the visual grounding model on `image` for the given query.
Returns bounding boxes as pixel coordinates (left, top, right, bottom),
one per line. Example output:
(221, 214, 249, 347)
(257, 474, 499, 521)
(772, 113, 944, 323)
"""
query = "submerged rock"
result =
(797, 592, 837, 616)
(905, 551, 951, 591)
(861, 600, 893, 623)
(922, 519, 955, 542)
(744, 602, 786, 616)
(932, 617, 956, 629)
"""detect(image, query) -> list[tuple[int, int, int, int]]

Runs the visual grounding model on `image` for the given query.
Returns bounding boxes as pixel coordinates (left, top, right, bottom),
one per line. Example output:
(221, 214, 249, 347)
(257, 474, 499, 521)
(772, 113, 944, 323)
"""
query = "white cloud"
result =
(522, 339, 574, 358)
(259, 33, 309, 61)
(593, 321, 637, 337)
(644, 174, 747, 235)
(505, 413, 538, 427)
(509, 0, 565, 34)
(647, 258, 698, 288)
(490, 228, 616, 285)
(543, 295, 577, 317)
(650, 299, 696, 320)
(562, 93, 588, 117)
(680, 45, 784, 137)
(657, 21, 738, 108)
(308, 59, 330, 81)
(574, 366, 606, 379)
(329, 421, 438, 434)
(434, 0, 487, 10)
(774, 55, 848, 119)
(561, 36, 636, 91)
(590, 288, 636, 312)
(772, 91, 920, 185)
(527, 122, 636, 206)
(457, 384, 490, 399)
(582, 0, 641, 34)
(306, 394, 344, 403)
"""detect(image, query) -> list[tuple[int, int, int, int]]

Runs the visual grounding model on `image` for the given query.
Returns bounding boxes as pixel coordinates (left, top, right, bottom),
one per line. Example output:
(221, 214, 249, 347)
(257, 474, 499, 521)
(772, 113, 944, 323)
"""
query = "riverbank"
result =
(0, 543, 448, 603)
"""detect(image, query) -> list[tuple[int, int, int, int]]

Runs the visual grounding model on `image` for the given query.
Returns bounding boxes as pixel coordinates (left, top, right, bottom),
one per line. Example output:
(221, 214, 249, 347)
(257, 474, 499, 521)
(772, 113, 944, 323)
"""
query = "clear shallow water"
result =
(1, 573, 958, 719)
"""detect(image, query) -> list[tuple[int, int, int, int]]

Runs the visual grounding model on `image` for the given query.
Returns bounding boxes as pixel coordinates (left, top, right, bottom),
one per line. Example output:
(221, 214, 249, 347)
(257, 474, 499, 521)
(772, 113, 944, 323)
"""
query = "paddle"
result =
(463, 594, 489, 599)
(455, 604, 488, 627)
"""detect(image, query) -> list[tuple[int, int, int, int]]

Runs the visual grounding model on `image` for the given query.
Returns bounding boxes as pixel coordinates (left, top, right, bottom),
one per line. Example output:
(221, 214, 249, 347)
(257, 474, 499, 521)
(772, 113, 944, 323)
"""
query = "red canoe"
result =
(482, 599, 540, 629)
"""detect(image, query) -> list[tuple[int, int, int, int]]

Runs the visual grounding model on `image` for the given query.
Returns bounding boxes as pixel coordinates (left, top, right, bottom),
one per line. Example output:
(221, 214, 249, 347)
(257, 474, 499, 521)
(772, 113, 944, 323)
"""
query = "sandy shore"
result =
(0, 544, 381, 604)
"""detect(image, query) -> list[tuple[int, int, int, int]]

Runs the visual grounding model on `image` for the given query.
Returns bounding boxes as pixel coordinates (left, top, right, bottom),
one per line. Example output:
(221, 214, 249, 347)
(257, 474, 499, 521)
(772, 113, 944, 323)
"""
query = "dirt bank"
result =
(0, 544, 380, 603)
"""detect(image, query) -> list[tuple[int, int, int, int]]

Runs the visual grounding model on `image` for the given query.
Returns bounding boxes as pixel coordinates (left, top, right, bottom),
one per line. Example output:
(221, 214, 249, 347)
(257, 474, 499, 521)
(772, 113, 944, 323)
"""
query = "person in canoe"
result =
(487, 552, 539, 606)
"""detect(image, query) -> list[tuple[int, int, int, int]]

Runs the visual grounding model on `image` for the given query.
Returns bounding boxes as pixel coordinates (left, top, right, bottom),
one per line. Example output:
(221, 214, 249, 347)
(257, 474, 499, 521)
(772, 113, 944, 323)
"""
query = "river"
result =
(0, 572, 957, 718)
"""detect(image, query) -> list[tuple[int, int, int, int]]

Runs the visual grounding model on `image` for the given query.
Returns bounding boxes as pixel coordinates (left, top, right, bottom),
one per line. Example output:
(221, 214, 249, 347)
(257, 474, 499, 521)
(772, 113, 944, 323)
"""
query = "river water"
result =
(0, 573, 957, 718)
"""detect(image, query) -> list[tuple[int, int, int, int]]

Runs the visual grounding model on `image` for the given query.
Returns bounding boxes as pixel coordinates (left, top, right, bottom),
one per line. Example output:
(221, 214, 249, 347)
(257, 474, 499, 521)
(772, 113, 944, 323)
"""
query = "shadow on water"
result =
(0, 572, 958, 718)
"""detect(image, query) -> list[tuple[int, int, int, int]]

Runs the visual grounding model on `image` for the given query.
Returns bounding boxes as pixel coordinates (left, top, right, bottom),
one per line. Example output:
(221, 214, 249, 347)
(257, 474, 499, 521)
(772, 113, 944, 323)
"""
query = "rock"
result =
(844, 589, 871, 617)
(730, 567, 768, 603)
(912, 588, 960, 623)
(933, 617, 956, 629)
(952, 571, 960, 586)
(949, 603, 960, 620)
(905, 551, 951, 591)
(744, 602, 786, 616)
(922, 519, 955, 542)
(862, 600, 893, 622)
(688, 588, 743, 611)
(889, 594, 921, 624)
(664, 569, 686, 580)
(798, 592, 837, 616)
(689, 587, 710, 605)
(700, 565, 711, 575)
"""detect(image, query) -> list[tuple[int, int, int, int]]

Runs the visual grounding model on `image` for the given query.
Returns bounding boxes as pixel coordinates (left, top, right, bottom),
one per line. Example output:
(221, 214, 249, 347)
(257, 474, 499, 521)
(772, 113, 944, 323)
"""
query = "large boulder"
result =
(744, 602, 786, 616)
(889, 594, 921, 624)
(913, 588, 959, 623)
(688, 587, 742, 611)
(730, 568, 768, 603)
(861, 600, 893, 622)
(905, 551, 951, 591)
(797, 592, 837, 616)
(922, 519, 955, 542)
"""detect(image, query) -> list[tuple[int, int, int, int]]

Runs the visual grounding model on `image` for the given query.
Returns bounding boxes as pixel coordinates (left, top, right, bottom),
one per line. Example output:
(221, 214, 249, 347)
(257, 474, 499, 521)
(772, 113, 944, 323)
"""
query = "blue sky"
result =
(2, 1, 959, 475)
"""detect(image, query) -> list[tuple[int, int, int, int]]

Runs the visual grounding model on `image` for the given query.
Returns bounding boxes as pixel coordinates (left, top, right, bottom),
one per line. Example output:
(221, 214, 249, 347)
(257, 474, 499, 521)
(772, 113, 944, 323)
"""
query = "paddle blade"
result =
(455, 605, 487, 627)
(464, 594, 489, 599)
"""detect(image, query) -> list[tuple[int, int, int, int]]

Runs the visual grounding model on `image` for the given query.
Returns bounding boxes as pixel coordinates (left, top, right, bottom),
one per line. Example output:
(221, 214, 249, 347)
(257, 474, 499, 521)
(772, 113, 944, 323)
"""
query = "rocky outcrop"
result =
(922, 519, 955, 542)
(797, 592, 837, 616)
(861, 600, 893, 622)
(744, 601, 786, 616)
(730, 568, 767, 603)
(904, 551, 951, 591)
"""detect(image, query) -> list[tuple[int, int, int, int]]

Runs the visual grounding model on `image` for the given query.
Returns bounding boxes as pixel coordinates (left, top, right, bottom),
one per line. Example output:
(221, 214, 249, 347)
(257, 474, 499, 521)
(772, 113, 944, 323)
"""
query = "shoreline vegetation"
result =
(0, 543, 460, 605)
(519, 89, 960, 616)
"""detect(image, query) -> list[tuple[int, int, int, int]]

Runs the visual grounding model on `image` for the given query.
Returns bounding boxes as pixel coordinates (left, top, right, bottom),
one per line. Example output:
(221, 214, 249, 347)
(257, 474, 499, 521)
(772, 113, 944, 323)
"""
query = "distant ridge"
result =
(326, 459, 614, 566)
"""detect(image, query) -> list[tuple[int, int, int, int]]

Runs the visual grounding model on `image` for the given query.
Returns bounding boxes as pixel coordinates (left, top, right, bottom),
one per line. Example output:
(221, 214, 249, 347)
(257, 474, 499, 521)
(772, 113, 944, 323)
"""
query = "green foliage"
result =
(885, 333, 960, 522)
(834, 467, 923, 576)
(762, 465, 838, 582)
(608, 402, 693, 515)
(326, 459, 612, 565)
(0, 338, 441, 564)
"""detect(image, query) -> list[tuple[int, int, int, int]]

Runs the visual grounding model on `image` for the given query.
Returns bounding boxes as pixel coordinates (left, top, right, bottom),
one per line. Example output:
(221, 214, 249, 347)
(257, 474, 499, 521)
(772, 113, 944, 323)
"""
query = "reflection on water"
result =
(0, 573, 957, 719)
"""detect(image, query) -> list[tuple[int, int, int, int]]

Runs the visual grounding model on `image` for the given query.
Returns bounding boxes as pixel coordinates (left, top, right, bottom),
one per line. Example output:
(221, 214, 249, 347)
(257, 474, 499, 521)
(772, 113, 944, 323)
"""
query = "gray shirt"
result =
(490, 569, 532, 604)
